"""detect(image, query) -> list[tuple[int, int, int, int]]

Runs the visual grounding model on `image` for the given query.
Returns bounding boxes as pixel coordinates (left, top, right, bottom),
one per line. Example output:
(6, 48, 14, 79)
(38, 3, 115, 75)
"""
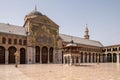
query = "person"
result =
(14, 51, 19, 67)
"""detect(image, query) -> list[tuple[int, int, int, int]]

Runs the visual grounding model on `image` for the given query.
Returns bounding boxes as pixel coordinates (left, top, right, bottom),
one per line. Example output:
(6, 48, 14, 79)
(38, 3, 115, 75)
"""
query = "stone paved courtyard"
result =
(0, 63, 120, 80)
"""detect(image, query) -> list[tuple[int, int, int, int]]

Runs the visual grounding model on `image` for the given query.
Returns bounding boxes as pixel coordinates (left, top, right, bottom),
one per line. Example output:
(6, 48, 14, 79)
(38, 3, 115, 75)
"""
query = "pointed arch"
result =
(0, 46, 5, 64)
(8, 46, 17, 64)
(42, 46, 48, 63)
(20, 48, 26, 64)
(80, 52, 83, 63)
(107, 53, 112, 62)
(35, 46, 40, 63)
(113, 53, 117, 63)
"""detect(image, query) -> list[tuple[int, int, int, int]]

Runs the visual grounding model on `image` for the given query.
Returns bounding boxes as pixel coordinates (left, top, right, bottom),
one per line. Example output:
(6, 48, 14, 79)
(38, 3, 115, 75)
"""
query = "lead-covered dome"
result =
(26, 10, 43, 16)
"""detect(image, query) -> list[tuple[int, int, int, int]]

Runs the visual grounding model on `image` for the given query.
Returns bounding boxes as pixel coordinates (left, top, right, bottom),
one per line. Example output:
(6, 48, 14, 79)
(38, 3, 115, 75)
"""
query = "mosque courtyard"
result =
(0, 63, 120, 80)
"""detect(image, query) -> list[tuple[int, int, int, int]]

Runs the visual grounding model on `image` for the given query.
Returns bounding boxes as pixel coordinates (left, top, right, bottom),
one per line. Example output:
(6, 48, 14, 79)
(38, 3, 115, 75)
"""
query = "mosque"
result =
(0, 8, 120, 65)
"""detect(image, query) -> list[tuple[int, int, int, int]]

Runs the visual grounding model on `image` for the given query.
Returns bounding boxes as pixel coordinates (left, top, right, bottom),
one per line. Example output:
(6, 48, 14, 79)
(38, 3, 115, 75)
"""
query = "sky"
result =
(0, 0, 120, 46)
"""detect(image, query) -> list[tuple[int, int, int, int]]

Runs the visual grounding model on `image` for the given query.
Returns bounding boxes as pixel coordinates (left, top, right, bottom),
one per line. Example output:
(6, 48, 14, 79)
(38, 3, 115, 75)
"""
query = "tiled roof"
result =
(0, 23, 26, 36)
(59, 34, 103, 47)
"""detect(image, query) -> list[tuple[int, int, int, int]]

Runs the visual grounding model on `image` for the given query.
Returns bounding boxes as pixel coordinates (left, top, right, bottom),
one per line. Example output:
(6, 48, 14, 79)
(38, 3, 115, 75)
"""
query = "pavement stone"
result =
(0, 63, 120, 80)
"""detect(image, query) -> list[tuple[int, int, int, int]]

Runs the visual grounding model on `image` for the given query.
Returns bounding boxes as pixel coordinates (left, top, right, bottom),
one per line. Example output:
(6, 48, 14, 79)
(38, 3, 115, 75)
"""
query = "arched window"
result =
(8, 38, 12, 44)
(19, 39, 22, 45)
(23, 40, 27, 45)
(2, 37, 6, 44)
(14, 39, 17, 45)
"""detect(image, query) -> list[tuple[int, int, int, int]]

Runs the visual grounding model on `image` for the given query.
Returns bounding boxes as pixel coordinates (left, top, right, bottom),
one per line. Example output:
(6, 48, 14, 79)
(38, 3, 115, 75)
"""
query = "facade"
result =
(0, 9, 120, 65)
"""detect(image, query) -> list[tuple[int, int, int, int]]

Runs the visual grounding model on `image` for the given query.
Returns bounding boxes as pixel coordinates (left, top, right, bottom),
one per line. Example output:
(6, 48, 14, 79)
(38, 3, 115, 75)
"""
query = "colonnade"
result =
(63, 53, 120, 65)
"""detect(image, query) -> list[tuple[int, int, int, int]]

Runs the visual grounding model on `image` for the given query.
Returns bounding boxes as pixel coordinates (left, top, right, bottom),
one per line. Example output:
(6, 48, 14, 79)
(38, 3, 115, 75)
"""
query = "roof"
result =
(0, 23, 26, 36)
(66, 40, 77, 47)
(59, 34, 103, 47)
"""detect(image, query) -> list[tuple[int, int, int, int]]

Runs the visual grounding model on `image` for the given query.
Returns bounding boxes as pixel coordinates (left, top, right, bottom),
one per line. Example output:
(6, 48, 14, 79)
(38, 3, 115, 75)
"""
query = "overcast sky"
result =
(0, 0, 120, 46)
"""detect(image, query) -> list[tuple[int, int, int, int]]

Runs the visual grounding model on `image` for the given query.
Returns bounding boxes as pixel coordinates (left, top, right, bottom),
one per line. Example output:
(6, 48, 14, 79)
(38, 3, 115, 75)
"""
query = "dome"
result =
(26, 10, 43, 16)
(66, 40, 77, 47)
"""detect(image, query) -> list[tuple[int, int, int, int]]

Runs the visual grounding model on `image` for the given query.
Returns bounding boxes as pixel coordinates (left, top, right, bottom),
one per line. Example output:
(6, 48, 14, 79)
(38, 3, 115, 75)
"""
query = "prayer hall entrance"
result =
(0, 46, 5, 64)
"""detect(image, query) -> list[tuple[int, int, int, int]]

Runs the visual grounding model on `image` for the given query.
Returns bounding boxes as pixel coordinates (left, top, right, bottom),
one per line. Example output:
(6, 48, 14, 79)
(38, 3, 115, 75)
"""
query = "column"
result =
(27, 47, 33, 64)
(63, 57, 65, 64)
(97, 54, 99, 64)
(40, 50, 42, 64)
(48, 48, 50, 64)
(18, 50, 20, 64)
(112, 54, 113, 63)
(117, 54, 119, 63)
(105, 54, 107, 63)
(99, 54, 101, 63)
(94, 54, 96, 63)
(87, 54, 89, 63)
(78, 57, 81, 65)
(74, 57, 76, 65)
(91, 54, 93, 63)
(83, 54, 85, 63)
(33, 47, 35, 64)
(70, 56, 72, 65)
(5, 50, 8, 64)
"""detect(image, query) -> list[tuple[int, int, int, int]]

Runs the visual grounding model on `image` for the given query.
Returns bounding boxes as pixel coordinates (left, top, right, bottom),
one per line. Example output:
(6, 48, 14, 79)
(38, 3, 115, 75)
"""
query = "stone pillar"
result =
(33, 47, 35, 64)
(18, 50, 20, 64)
(40, 50, 42, 64)
(63, 56, 65, 64)
(105, 54, 107, 63)
(74, 57, 76, 65)
(70, 56, 72, 65)
(99, 54, 101, 63)
(91, 54, 93, 63)
(26, 47, 33, 64)
(5, 50, 8, 64)
(87, 54, 89, 63)
(117, 54, 119, 63)
(112, 54, 113, 63)
(83, 54, 85, 63)
(78, 57, 81, 65)
(48, 48, 50, 64)
(94, 54, 96, 63)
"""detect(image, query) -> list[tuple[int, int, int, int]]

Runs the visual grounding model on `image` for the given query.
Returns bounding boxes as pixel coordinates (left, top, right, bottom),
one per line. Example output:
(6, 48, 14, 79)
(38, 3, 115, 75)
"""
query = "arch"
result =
(85, 53, 87, 63)
(8, 46, 17, 64)
(49, 47, 53, 63)
(68, 56, 70, 64)
(103, 54, 106, 63)
(113, 53, 117, 63)
(107, 53, 112, 62)
(19, 39, 22, 45)
(42, 46, 48, 63)
(14, 39, 17, 45)
(76, 57, 79, 63)
(2, 37, 6, 44)
(89, 53, 91, 63)
(99, 54, 101, 63)
(80, 52, 83, 63)
(8, 38, 12, 44)
(0, 46, 5, 64)
(65, 56, 67, 64)
(23, 40, 27, 45)
(93, 53, 95, 63)
(35, 46, 40, 63)
(20, 48, 26, 64)
(96, 53, 98, 63)
(72, 56, 74, 64)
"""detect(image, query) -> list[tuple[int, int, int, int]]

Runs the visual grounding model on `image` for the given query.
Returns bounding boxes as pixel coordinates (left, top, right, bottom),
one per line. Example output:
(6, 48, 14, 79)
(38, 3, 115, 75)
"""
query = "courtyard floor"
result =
(0, 63, 120, 80)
